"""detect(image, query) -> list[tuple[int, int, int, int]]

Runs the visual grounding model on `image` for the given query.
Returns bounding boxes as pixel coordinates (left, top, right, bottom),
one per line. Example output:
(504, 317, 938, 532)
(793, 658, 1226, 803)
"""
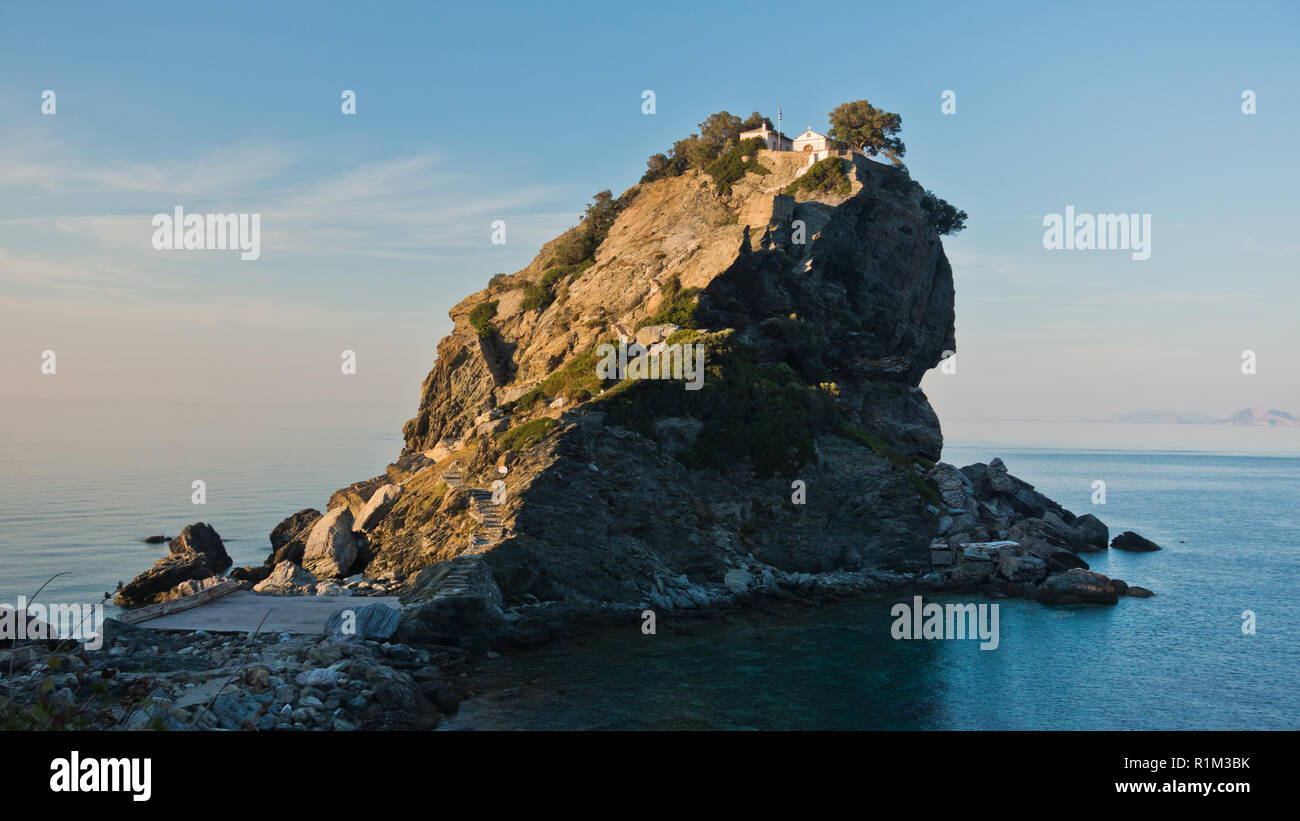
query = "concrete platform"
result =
(137, 591, 402, 635)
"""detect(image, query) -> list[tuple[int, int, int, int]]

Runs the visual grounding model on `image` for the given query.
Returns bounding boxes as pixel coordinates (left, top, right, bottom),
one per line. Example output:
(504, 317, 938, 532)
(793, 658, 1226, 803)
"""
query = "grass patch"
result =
(496, 417, 558, 451)
(504, 387, 547, 413)
(539, 345, 609, 400)
(785, 156, 851, 196)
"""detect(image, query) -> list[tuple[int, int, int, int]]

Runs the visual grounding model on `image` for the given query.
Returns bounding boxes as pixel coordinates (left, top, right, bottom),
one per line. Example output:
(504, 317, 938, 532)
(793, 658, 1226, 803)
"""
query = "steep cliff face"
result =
(402, 152, 953, 461)
(318, 151, 961, 639)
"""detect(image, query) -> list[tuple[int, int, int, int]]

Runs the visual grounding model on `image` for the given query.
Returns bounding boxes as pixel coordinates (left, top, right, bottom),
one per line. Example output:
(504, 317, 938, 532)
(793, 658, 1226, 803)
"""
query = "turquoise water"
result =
(3, 400, 1297, 729)
(446, 434, 1300, 730)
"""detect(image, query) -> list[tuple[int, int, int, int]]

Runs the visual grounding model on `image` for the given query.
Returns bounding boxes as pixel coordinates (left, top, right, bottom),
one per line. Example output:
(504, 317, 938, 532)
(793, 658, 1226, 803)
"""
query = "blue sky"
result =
(2, 0, 1297, 422)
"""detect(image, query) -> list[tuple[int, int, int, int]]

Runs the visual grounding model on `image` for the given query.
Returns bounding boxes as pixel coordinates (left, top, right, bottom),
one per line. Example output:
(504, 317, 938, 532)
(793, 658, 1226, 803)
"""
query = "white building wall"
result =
(792, 130, 830, 153)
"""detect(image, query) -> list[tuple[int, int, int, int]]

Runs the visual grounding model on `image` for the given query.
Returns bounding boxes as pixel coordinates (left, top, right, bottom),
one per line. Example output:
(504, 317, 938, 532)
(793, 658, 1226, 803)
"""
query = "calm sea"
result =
(0, 399, 404, 611)
(3, 401, 1297, 729)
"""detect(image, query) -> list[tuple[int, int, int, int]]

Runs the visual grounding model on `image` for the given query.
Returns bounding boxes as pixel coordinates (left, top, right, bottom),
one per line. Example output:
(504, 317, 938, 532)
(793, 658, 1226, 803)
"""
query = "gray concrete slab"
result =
(137, 591, 402, 635)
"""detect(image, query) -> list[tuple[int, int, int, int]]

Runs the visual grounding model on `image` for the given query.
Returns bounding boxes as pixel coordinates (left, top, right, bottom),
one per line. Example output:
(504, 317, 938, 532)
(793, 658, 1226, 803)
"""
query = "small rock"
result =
(1110, 531, 1162, 551)
(296, 669, 340, 689)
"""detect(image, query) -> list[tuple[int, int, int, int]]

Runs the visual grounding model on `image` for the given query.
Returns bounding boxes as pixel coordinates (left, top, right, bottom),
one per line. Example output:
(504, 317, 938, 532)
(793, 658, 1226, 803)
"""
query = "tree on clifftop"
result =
(740, 111, 773, 132)
(641, 110, 774, 184)
(827, 99, 906, 163)
(697, 111, 744, 153)
(920, 189, 968, 235)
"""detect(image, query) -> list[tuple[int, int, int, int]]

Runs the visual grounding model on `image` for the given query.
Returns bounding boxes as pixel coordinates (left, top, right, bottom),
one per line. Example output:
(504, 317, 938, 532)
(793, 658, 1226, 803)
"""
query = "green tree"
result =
(641, 110, 776, 184)
(583, 190, 619, 237)
(740, 111, 773, 131)
(827, 99, 906, 162)
(643, 152, 671, 180)
(920, 190, 967, 235)
(697, 110, 744, 153)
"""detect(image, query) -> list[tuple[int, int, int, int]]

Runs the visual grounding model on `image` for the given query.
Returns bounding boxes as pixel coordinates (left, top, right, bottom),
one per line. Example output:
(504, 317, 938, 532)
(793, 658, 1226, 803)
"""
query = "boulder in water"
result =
(169, 522, 230, 571)
(1111, 531, 1162, 551)
(1036, 568, 1119, 605)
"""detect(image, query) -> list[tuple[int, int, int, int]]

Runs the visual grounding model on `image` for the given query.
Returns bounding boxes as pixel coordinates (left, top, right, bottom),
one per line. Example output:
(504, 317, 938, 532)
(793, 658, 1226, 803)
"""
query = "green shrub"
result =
(539, 344, 610, 400)
(469, 300, 498, 339)
(594, 331, 838, 478)
(506, 388, 546, 413)
(641, 111, 771, 184)
(550, 190, 631, 268)
(637, 276, 700, 330)
(920, 189, 967, 235)
(543, 259, 594, 286)
(760, 315, 830, 384)
(705, 137, 771, 196)
(521, 259, 596, 316)
(496, 417, 558, 450)
(834, 310, 863, 332)
(785, 156, 851, 196)
(521, 284, 551, 313)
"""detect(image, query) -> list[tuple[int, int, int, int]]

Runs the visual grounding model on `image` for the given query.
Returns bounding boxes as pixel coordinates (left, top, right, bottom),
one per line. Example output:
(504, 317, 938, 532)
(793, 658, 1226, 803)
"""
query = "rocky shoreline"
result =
(1, 451, 1160, 731)
(1, 618, 464, 731)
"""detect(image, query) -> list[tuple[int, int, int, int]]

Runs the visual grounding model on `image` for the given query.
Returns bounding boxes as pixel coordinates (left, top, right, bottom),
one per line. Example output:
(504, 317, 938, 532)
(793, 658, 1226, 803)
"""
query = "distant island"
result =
(1107, 407, 1299, 426)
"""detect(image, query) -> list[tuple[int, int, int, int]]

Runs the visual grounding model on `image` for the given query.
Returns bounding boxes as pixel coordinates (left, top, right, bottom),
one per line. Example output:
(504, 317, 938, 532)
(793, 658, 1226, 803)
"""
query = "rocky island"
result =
(4, 107, 1160, 730)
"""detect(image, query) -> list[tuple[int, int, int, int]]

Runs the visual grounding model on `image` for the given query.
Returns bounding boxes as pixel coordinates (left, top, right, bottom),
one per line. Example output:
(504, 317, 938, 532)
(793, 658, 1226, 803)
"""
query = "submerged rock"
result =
(1036, 568, 1119, 605)
(1111, 531, 1162, 551)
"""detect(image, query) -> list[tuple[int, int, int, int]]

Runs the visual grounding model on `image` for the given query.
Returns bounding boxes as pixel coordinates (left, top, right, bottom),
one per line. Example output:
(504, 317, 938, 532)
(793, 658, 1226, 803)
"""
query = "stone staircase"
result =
(468, 488, 504, 541)
(440, 463, 505, 542)
(440, 465, 464, 489)
(410, 464, 504, 601)
(426, 553, 479, 596)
